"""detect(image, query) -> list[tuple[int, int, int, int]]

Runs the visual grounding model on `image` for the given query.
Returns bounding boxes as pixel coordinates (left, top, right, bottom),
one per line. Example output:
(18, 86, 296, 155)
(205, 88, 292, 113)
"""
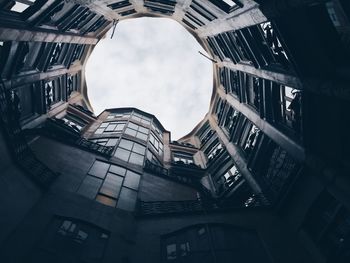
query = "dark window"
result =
(214, 164, 243, 195)
(114, 138, 146, 166)
(204, 138, 223, 164)
(30, 216, 109, 263)
(144, 0, 176, 15)
(149, 131, 164, 156)
(95, 121, 126, 134)
(125, 121, 149, 141)
(208, 0, 242, 14)
(78, 160, 140, 211)
(107, 111, 131, 120)
(196, 121, 214, 146)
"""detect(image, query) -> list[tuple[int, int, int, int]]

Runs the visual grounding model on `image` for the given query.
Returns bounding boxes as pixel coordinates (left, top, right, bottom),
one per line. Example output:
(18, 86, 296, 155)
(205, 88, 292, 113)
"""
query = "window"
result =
(215, 98, 225, 122)
(114, 139, 146, 166)
(131, 112, 151, 125)
(108, 1, 132, 10)
(106, 111, 131, 120)
(278, 86, 302, 134)
(77, 160, 141, 211)
(147, 149, 162, 165)
(220, 67, 239, 95)
(259, 22, 290, 68)
(9, 0, 36, 13)
(208, 0, 242, 13)
(90, 138, 119, 147)
(95, 121, 126, 134)
(62, 113, 87, 131)
(222, 106, 239, 136)
(144, 0, 177, 15)
(151, 121, 163, 137)
(204, 139, 223, 164)
(173, 152, 194, 165)
(214, 164, 243, 195)
(30, 216, 109, 263)
(125, 121, 149, 141)
(197, 122, 214, 146)
(241, 124, 260, 157)
(149, 131, 164, 156)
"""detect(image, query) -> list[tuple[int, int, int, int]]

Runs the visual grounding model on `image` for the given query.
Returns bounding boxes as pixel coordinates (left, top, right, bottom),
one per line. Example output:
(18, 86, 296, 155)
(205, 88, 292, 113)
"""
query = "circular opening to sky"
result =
(86, 17, 213, 140)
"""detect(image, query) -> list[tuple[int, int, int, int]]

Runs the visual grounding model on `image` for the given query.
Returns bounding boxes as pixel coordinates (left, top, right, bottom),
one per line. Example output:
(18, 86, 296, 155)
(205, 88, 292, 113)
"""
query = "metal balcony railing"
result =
(144, 160, 211, 196)
(41, 118, 114, 157)
(136, 193, 269, 216)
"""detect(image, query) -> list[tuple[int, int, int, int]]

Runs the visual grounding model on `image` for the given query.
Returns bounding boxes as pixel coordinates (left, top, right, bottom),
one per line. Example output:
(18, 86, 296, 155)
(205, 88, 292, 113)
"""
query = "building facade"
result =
(0, 0, 350, 262)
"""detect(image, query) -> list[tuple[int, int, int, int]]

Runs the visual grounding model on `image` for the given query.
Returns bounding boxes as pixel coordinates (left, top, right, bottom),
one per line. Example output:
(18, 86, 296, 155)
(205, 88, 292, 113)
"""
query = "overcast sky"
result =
(85, 17, 213, 140)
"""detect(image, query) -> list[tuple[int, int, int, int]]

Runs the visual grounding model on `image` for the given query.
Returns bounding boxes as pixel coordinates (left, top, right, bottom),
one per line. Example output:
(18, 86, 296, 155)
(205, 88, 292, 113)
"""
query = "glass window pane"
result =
(106, 138, 118, 146)
(114, 148, 130, 162)
(128, 122, 138, 130)
(96, 194, 117, 207)
(115, 123, 125, 131)
(166, 244, 177, 260)
(119, 139, 133, 150)
(88, 160, 109, 179)
(77, 176, 103, 199)
(124, 171, 140, 190)
(125, 128, 137, 137)
(117, 188, 137, 211)
(109, 164, 126, 176)
(99, 173, 123, 198)
(105, 124, 116, 132)
(131, 115, 141, 122)
(95, 128, 104, 134)
(133, 143, 146, 155)
(129, 152, 144, 166)
(100, 123, 108, 128)
(136, 132, 148, 141)
(141, 119, 150, 125)
(138, 126, 148, 134)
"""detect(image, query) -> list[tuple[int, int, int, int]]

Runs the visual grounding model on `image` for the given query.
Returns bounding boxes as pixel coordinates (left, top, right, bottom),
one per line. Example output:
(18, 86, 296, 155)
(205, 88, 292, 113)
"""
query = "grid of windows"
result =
(77, 160, 140, 211)
(218, 72, 302, 138)
(131, 112, 151, 125)
(125, 121, 149, 141)
(207, 22, 291, 70)
(90, 138, 119, 147)
(149, 131, 164, 156)
(95, 121, 126, 134)
(114, 138, 146, 166)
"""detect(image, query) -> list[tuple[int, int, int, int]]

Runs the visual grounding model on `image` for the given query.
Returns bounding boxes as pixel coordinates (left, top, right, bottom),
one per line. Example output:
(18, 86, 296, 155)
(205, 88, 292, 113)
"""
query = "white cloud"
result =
(85, 17, 213, 140)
